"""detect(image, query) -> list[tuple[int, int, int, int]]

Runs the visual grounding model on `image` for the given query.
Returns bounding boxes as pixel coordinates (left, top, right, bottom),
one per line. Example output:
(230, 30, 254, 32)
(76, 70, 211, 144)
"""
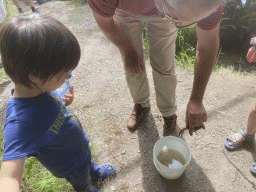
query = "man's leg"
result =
(24, 0, 39, 12)
(11, 0, 24, 13)
(114, 9, 150, 130)
(146, 16, 178, 136)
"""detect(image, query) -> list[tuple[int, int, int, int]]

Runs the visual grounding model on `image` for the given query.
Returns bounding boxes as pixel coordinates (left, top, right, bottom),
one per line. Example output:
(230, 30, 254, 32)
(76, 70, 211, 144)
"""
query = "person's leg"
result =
(226, 102, 256, 172)
(114, 9, 150, 129)
(24, 0, 34, 7)
(114, 9, 150, 106)
(90, 160, 116, 180)
(227, 101, 256, 146)
(65, 160, 99, 192)
(90, 160, 101, 179)
(24, 0, 39, 12)
(145, 16, 178, 136)
(146, 17, 177, 117)
(11, 0, 24, 13)
(11, 0, 21, 9)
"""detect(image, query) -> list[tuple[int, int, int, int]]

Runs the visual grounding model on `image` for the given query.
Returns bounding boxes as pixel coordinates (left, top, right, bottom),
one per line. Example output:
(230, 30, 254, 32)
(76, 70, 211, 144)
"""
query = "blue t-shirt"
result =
(2, 90, 91, 178)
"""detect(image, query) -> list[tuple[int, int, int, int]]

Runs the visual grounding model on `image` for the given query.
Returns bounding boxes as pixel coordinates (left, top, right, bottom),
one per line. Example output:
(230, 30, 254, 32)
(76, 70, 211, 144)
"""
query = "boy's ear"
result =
(29, 74, 40, 84)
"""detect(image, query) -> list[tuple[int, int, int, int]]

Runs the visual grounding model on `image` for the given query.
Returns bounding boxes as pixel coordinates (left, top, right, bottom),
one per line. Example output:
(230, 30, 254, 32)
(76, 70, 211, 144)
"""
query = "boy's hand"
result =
(62, 86, 74, 106)
(246, 37, 256, 63)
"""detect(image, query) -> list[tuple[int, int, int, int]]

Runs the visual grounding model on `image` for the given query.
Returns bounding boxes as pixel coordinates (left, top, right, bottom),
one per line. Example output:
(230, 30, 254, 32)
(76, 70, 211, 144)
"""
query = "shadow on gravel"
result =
(207, 91, 256, 120)
(138, 113, 215, 192)
(242, 139, 256, 164)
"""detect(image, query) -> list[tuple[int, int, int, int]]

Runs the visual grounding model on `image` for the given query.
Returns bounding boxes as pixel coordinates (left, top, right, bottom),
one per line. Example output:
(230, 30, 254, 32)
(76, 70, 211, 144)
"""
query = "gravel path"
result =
(1, 1, 256, 191)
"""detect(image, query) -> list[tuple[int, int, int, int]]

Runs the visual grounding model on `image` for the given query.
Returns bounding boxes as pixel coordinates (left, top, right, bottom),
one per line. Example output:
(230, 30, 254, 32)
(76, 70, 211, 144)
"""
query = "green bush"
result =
(220, 0, 256, 54)
(142, 23, 197, 70)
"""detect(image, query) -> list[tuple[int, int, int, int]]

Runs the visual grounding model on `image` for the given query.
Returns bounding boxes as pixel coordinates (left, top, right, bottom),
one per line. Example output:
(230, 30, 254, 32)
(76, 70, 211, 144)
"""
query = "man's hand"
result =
(124, 48, 145, 74)
(186, 99, 207, 131)
(246, 37, 256, 63)
(62, 86, 74, 106)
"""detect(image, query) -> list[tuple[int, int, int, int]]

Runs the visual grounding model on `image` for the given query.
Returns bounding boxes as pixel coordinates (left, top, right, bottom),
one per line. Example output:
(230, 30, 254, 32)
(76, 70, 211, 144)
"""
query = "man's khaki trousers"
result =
(114, 9, 178, 117)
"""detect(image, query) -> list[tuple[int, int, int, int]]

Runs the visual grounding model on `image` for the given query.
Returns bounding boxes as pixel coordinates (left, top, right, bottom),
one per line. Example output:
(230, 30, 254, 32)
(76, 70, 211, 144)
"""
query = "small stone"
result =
(110, 186, 116, 191)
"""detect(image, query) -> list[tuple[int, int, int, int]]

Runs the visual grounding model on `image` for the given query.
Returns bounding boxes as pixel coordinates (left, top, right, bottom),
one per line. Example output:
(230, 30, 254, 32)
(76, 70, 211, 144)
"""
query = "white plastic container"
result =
(153, 136, 191, 180)
(55, 79, 70, 96)
(55, 71, 72, 96)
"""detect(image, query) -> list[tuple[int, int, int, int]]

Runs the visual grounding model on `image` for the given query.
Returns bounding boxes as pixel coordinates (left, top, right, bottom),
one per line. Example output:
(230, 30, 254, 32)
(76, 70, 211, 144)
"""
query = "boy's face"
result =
(37, 71, 70, 92)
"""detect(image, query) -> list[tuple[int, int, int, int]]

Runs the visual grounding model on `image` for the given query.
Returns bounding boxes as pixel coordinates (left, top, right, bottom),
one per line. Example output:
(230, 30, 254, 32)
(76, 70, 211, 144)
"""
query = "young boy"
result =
(0, 13, 116, 192)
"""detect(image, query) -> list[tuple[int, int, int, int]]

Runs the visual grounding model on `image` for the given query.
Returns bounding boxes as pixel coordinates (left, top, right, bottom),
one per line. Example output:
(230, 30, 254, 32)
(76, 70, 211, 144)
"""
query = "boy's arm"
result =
(0, 157, 25, 191)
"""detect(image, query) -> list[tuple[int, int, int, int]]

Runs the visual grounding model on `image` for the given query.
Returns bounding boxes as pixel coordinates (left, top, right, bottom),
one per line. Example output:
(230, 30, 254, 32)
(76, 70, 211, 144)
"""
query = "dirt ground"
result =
(1, 1, 256, 191)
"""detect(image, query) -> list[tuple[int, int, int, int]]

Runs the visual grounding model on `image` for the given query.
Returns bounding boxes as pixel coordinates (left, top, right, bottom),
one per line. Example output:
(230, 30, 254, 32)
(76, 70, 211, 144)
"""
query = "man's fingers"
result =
(203, 114, 207, 122)
(189, 115, 195, 131)
(188, 114, 207, 130)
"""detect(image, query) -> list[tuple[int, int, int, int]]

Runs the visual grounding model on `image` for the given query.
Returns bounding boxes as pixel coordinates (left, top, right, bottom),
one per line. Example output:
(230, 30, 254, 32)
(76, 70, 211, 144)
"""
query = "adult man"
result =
(88, 0, 226, 136)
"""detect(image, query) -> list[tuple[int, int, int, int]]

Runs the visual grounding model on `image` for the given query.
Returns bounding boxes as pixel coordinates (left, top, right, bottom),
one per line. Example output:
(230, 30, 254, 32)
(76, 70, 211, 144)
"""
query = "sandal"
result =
(224, 127, 255, 151)
(94, 163, 116, 180)
(250, 163, 256, 177)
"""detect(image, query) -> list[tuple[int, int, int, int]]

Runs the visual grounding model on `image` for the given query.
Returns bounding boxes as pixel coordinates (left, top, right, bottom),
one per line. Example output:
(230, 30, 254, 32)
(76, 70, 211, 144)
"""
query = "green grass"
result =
(4, 0, 18, 17)
(0, 127, 4, 168)
(142, 26, 252, 74)
(0, 68, 7, 82)
(22, 157, 74, 192)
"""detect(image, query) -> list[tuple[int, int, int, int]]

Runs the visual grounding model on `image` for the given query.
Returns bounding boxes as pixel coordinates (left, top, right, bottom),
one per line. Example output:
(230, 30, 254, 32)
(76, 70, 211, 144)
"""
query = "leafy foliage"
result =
(175, 28, 196, 70)
(220, 0, 256, 54)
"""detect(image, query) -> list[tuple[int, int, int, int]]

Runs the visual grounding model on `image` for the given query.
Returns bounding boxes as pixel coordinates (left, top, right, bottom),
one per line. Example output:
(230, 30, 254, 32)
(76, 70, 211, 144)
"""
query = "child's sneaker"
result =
(95, 163, 116, 180)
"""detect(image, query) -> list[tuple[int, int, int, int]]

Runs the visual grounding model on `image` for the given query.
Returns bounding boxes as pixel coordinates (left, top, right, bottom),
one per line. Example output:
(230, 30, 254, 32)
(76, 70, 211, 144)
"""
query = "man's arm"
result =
(92, 11, 145, 74)
(186, 23, 220, 129)
(0, 157, 25, 191)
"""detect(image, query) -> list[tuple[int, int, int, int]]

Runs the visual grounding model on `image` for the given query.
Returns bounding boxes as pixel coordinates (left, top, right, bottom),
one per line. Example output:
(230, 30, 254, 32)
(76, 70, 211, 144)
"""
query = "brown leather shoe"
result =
(127, 103, 150, 130)
(163, 114, 178, 137)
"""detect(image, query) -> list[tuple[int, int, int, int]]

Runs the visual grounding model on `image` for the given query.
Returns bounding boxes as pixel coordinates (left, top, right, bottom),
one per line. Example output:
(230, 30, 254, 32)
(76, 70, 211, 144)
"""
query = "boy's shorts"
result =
(0, 0, 6, 23)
